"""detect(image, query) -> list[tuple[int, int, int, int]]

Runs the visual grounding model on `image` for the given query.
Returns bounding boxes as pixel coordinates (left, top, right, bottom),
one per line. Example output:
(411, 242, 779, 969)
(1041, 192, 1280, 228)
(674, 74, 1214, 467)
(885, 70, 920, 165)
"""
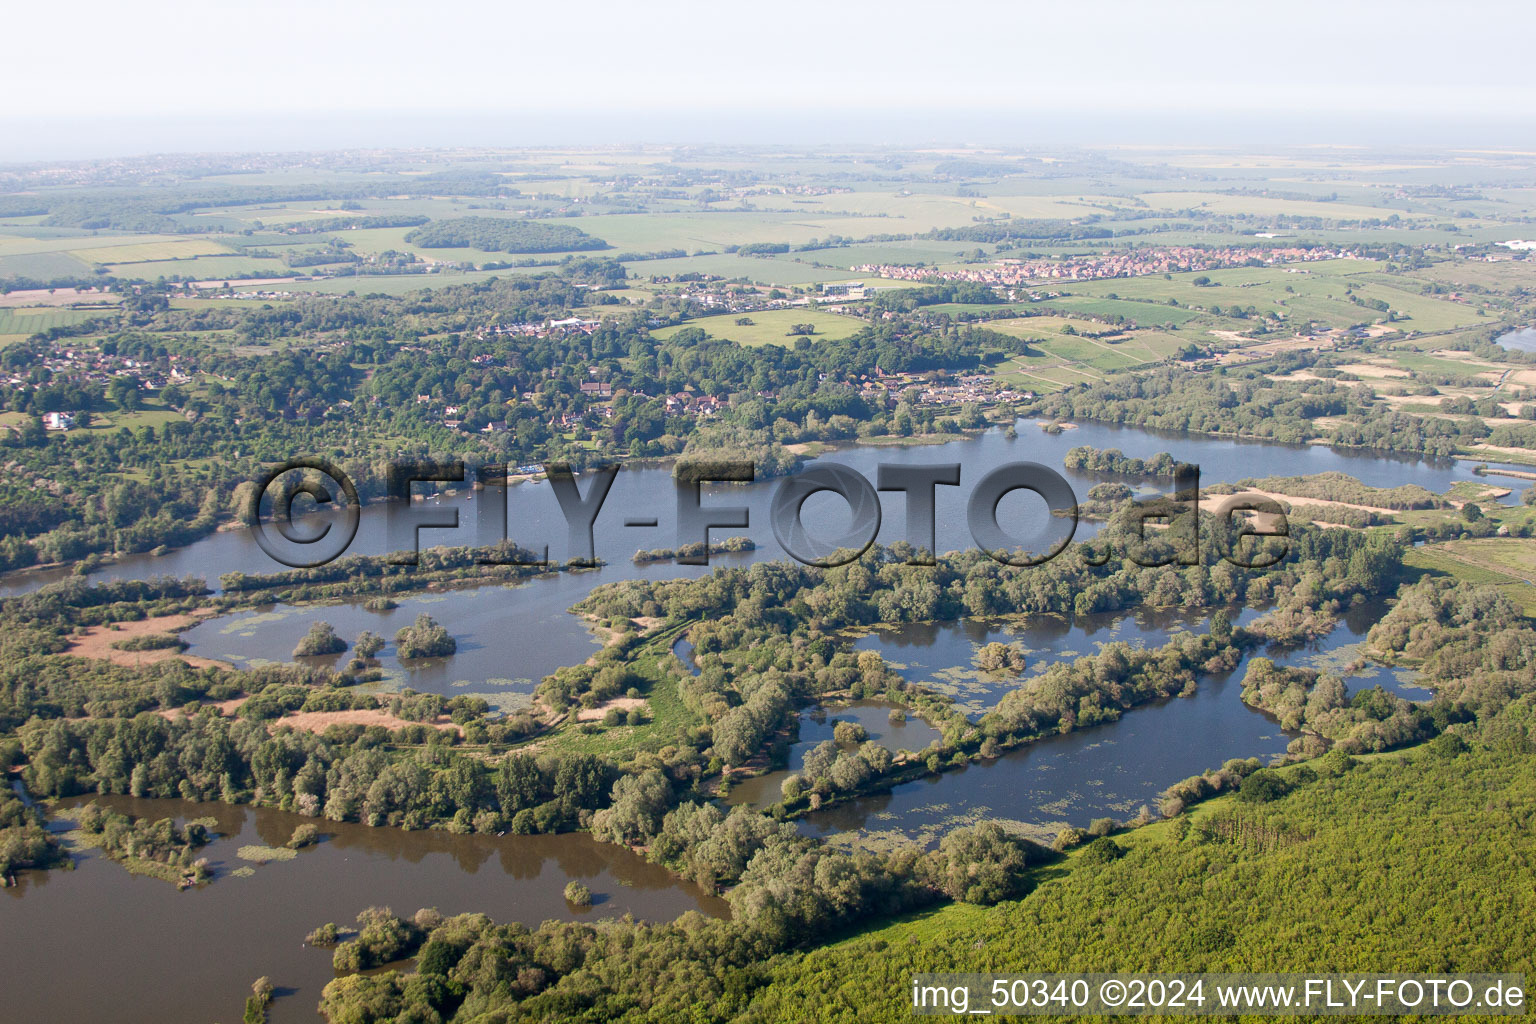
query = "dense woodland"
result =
(303, 729, 1536, 1023)
(0, 271, 1030, 570)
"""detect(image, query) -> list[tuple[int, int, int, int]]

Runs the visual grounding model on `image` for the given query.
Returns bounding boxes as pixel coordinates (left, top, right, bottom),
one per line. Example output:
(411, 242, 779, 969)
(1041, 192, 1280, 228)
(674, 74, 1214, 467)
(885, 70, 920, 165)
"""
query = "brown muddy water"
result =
(1, 794, 726, 1024)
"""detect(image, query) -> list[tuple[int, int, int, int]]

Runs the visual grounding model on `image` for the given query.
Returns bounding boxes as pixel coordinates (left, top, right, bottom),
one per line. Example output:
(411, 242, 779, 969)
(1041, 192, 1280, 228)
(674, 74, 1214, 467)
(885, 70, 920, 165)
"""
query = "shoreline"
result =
(5, 415, 1535, 591)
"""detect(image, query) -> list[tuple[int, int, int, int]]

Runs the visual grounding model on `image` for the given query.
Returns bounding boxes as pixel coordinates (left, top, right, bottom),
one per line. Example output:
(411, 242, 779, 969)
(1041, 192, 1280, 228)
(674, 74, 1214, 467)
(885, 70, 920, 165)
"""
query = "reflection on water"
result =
(1, 795, 726, 1024)
(672, 635, 700, 675)
(850, 606, 1268, 714)
(1496, 327, 1536, 353)
(724, 701, 944, 810)
(180, 579, 617, 711)
(3, 418, 1530, 600)
(802, 600, 1420, 846)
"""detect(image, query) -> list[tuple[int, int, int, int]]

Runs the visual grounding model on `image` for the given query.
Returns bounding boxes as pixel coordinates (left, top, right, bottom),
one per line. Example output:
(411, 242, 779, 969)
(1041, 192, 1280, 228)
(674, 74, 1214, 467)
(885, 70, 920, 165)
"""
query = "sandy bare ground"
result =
(275, 709, 462, 735)
(1447, 486, 1512, 507)
(1375, 393, 1440, 410)
(1215, 334, 1338, 365)
(1335, 361, 1409, 379)
(582, 614, 665, 663)
(575, 697, 649, 722)
(62, 609, 229, 670)
(1467, 442, 1536, 462)
(155, 700, 463, 736)
(157, 696, 248, 722)
(1200, 489, 1399, 518)
(1475, 467, 1536, 482)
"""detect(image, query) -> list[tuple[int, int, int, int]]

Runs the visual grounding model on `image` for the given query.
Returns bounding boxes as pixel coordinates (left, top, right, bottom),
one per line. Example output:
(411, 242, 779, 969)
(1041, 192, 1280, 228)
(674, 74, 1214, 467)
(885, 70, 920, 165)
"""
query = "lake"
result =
(2, 418, 1529, 602)
(798, 599, 1420, 846)
(2, 794, 726, 1024)
(723, 700, 945, 810)
(107, 420, 1530, 710)
(0, 420, 1472, 1021)
(1495, 327, 1536, 353)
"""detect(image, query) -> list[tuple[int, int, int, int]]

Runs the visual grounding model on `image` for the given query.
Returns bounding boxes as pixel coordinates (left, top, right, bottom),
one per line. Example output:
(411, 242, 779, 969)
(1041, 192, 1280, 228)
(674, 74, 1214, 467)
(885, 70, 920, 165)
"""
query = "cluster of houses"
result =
(855, 246, 1356, 287)
(855, 370, 1033, 410)
(472, 316, 605, 342)
(5, 346, 199, 431)
(420, 358, 1036, 435)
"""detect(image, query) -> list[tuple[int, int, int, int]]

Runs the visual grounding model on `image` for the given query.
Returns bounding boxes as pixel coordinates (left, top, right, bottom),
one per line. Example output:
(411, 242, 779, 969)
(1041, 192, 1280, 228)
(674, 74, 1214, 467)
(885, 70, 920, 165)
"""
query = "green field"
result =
(1402, 537, 1536, 615)
(0, 307, 118, 334)
(652, 308, 867, 347)
(1045, 295, 1207, 326)
(70, 238, 235, 264)
(235, 268, 529, 296)
(1136, 190, 1435, 221)
(0, 233, 146, 256)
(533, 639, 703, 758)
(108, 255, 288, 280)
(1377, 351, 1503, 381)
(1064, 260, 1484, 333)
(792, 241, 982, 268)
(980, 317, 1194, 390)
(0, 251, 94, 279)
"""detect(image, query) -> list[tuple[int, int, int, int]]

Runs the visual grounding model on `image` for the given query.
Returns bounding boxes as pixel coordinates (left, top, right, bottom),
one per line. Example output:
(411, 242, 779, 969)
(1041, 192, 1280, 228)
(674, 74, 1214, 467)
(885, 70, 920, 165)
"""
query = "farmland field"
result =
(68, 239, 235, 264)
(1044, 295, 1207, 326)
(106, 255, 287, 279)
(1135, 190, 1435, 221)
(1064, 260, 1486, 333)
(627, 253, 864, 286)
(0, 251, 94, 279)
(1404, 540, 1536, 615)
(0, 307, 117, 334)
(234, 268, 524, 295)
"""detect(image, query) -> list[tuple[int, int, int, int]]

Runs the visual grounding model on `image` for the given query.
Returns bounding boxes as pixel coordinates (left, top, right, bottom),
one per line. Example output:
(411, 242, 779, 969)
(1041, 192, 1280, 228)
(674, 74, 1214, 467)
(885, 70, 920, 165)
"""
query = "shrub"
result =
(288, 823, 321, 849)
(832, 720, 868, 744)
(293, 621, 347, 658)
(1079, 837, 1124, 865)
(395, 614, 456, 659)
(306, 922, 340, 946)
(1237, 769, 1292, 803)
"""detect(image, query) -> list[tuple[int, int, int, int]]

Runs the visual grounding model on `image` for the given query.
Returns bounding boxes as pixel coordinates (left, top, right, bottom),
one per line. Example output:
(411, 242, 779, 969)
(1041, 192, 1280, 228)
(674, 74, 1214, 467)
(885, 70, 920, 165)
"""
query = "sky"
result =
(4, 0, 1535, 159)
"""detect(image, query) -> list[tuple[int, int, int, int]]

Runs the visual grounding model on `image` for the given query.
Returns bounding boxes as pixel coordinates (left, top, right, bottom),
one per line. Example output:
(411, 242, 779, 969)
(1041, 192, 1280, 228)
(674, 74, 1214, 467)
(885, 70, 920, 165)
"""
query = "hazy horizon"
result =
(6, 0, 1536, 163)
(5, 110, 1536, 165)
